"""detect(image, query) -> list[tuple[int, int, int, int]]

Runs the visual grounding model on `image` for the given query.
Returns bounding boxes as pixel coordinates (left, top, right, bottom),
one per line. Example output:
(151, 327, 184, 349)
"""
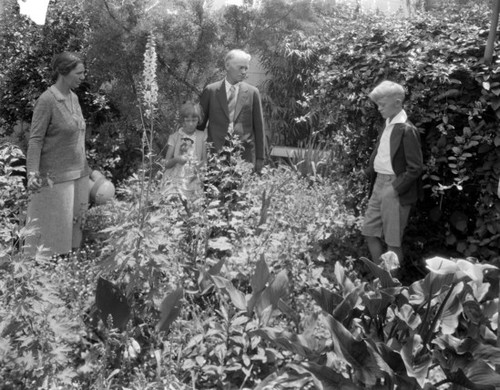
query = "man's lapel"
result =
(216, 80, 230, 119)
(234, 83, 249, 121)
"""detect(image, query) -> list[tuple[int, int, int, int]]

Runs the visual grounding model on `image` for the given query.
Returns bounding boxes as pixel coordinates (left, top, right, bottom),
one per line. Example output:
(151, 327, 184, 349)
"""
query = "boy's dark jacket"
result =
(366, 120, 424, 206)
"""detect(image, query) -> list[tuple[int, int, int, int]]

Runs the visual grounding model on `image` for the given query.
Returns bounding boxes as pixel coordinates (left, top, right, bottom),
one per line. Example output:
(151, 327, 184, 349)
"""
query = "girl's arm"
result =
(164, 145, 186, 169)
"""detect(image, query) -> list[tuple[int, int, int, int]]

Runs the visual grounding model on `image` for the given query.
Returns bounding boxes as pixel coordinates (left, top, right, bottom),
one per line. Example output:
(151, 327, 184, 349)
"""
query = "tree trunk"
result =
(484, 0, 500, 65)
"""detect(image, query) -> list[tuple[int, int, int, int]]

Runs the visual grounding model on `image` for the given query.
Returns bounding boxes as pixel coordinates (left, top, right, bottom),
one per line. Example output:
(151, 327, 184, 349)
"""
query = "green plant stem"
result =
(418, 282, 435, 340)
(387, 321, 398, 341)
(422, 283, 457, 349)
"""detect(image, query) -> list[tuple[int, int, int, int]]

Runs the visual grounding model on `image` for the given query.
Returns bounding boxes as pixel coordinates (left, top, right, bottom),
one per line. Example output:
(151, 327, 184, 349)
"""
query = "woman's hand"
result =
(27, 172, 42, 191)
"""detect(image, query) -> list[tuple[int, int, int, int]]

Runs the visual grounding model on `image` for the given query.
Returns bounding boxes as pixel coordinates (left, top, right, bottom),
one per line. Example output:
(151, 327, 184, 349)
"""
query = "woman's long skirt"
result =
(25, 175, 89, 257)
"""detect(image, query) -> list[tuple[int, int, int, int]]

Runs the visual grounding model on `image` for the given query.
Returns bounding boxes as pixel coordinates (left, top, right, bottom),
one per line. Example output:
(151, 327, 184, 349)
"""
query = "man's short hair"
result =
(225, 49, 251, 65)
(369, 81, 405, 103)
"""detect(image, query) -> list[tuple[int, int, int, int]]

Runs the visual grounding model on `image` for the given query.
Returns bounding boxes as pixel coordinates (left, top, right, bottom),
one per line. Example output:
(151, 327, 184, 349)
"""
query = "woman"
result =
(25, 52, 90, 256)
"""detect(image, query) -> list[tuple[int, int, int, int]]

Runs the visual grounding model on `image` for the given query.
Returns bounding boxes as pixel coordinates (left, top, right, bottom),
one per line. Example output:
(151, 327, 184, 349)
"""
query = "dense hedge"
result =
(263, 4, 500, 266)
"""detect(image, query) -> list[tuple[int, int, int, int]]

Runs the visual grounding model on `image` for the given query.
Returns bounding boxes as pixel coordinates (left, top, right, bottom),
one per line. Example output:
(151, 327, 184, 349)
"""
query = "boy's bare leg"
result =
(366, 236, 384, 263)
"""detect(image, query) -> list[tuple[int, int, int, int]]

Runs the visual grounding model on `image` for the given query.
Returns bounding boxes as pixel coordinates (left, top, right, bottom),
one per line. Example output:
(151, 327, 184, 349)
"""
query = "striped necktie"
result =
(228, 85, 236, 122)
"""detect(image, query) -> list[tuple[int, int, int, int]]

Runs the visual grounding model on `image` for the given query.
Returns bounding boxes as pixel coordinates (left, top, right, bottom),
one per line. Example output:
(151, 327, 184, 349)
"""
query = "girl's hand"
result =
(28, 172, 42, 191)
(176, 156, 188, 165)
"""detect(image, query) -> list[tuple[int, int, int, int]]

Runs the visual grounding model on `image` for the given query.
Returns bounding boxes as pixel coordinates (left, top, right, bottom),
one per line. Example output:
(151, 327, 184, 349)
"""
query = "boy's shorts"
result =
(361, 173, 411, 247)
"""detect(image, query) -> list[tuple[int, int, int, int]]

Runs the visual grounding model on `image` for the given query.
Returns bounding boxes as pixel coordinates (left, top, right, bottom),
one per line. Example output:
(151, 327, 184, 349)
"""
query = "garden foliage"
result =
(260, 3, 500, 265)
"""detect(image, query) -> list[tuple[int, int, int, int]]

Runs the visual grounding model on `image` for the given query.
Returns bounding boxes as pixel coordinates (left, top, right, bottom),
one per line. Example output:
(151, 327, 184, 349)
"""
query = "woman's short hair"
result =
(179, 101, 203, 121)
(51, 52, 83, 81)
(369, 81, 405, 103)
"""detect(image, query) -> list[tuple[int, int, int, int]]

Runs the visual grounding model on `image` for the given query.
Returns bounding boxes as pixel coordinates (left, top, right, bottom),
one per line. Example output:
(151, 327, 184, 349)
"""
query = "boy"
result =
(361, 81, 424, 263)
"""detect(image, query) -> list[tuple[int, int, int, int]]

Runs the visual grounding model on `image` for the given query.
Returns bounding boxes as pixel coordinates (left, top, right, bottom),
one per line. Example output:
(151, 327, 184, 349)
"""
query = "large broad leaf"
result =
(409, 272, 454, 306)
(334, 261, 356, 293)
(434, 335, 500, 366)
(359, 257, 400, 288)
(157, 287, 183, 333)
(255, 328, 321, 358)
(208, 257, 225, 276)
(438, 282, 463, 335)
(426, 257, 497, 285)
(456, 259, 497, 284)
(278, 299, 300, 325)
(198, 258, 226, 293)
(325, 315, 390, 386)
(211, 275, 247, 311)
(447, 359, 500, 389)
(400, 334, 432, 389)
(331, 283, 365, 323)
(253, 371, 312, 390)
(310, 287, 343, 315)
(297, 362, 364, 390)
(253, 269, 289, 321)
(251, 256, 270, 294)
(433, 334, 467, 353)
(95, 277, 131, 330)
(361, 290, 394, 319)
(426, 257, 458, 275)
(473, 343, 500, 365)
(394, 304, 421, 331)
(376, 343, 419, 389)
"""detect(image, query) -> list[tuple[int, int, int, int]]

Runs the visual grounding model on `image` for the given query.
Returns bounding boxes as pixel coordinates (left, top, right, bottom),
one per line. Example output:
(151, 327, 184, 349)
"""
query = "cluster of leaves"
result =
(0, 249, 92, 388)
(0, 0, 90, 128)
(0, 143, 28, 252)
(249, 254, 500, 390)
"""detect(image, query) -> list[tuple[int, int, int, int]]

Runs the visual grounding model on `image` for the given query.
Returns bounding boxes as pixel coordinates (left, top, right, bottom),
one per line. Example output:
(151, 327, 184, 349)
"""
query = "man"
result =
(197, 49, 265, 173)
(361, 80, 424, 263)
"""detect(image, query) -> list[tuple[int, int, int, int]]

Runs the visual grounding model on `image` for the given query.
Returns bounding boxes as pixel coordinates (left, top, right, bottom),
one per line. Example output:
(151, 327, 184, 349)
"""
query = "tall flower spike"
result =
(142, 32, 158, 119)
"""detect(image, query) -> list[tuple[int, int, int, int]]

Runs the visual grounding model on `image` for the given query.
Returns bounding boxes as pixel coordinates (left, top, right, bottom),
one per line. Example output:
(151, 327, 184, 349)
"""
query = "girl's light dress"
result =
(162, 128, 207, 200)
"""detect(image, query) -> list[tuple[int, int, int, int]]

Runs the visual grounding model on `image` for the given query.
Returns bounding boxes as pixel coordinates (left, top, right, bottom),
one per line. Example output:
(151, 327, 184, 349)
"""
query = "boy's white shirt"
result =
(374, 109, 407, 175)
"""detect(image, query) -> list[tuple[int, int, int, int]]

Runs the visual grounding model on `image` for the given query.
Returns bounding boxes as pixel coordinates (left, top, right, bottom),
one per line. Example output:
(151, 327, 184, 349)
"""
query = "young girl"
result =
(162, 101, 207, 200)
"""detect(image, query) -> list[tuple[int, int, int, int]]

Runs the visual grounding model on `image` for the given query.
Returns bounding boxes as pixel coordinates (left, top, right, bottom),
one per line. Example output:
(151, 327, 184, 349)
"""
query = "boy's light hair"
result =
(369, 81, 405, 103)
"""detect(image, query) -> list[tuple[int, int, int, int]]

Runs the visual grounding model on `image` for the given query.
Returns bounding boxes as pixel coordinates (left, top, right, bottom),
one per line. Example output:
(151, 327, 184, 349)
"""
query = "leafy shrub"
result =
(254, 255, 500, 390)
(0, 142, 28, 252)
(260, 2, 500, 267)
(0, 250, 91, 388)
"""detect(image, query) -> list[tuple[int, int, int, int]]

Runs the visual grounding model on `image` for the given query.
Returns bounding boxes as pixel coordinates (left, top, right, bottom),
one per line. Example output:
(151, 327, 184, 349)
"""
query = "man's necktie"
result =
(228, 85, 236, 122)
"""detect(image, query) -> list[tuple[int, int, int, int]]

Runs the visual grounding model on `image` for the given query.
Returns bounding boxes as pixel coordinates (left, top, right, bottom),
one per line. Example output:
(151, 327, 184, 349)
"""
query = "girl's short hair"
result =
(180, 101, 203, 120)
(369, 81, 405, 103)
(51, 52, 83, 81)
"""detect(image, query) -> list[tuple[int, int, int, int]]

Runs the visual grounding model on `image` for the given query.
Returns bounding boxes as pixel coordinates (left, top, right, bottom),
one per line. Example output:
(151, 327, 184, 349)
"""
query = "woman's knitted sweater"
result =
(27, 86, 90, 183)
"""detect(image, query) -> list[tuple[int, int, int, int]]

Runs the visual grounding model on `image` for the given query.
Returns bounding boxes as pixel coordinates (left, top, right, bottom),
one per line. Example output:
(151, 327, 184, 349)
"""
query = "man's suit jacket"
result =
(366, 121, 424, 206)
(198, 80, 265, 162)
